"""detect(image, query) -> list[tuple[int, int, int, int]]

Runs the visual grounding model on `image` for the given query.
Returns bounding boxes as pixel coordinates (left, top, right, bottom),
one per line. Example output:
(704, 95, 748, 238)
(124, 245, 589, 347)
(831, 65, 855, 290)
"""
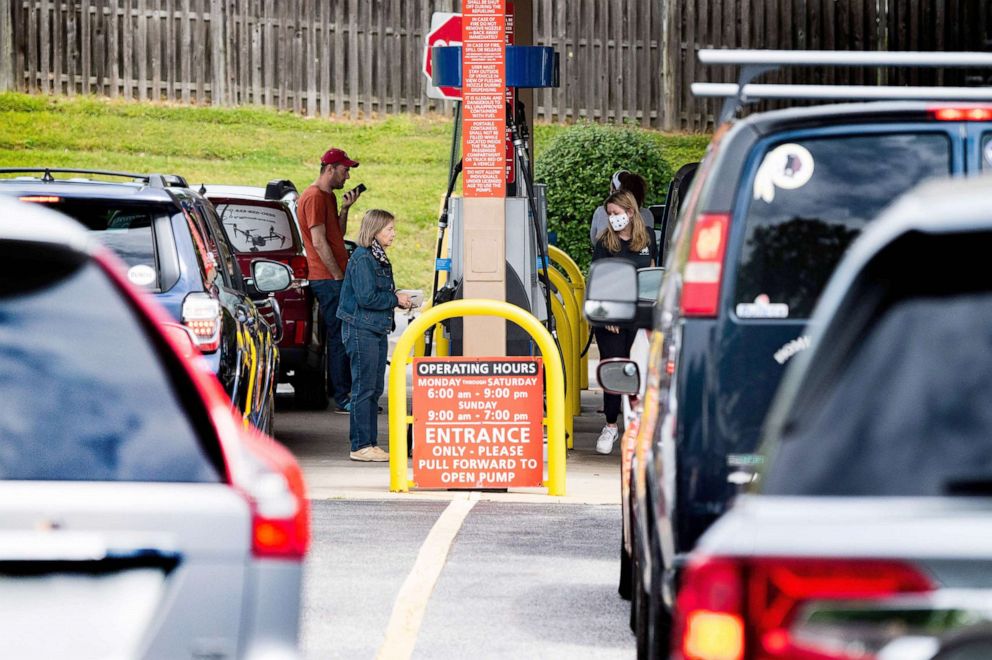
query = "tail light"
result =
(231, 430, 310, 560)
(288, 255, 309, 280)
(929, 106, 992, 121)
(681, 213, 730, 317)
(19, 195, 62, 203)
(674, 556, 934, 660)
(181, 292, 222, 353)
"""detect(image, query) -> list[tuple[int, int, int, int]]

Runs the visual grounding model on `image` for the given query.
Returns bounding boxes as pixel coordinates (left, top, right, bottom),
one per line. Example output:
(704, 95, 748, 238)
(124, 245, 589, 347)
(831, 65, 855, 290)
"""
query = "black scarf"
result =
(370, 239, 390, 268)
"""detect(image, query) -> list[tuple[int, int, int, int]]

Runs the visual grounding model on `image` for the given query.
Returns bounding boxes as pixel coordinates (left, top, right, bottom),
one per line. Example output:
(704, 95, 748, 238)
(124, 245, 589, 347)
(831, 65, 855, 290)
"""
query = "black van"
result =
(585, 49, 992, 658)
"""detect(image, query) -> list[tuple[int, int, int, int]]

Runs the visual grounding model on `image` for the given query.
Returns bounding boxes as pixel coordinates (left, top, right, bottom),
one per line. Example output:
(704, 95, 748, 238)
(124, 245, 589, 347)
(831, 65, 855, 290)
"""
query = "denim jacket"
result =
(336, 246, 398, 335)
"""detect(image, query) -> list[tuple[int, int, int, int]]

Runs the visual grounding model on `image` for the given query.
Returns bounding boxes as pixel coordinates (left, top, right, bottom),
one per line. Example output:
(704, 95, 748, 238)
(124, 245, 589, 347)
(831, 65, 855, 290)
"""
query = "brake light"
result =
(674, 556, 935, 660)
(18, 195, 61, 203)
(231, 430, 310, 560)
(681, 213, 730, 317)
(930, 106, 992, 121)
(181, 292, 222, 353)
(289, 255, 309, 280)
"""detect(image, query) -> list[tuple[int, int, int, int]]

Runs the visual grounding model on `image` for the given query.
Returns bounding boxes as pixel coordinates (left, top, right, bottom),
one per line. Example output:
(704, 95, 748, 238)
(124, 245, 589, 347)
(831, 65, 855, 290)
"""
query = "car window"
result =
(214, 201, 295, 254)
(181, 206, 217, 286)
(45, 200, 164, 291)
(983, 132, 992, 170)
(0, 256, 222, 483)
(198, 201, 242, 287)
(763, 290, 992, 497)
(735, 132, 952, 319)
(185, 201, 232, 287)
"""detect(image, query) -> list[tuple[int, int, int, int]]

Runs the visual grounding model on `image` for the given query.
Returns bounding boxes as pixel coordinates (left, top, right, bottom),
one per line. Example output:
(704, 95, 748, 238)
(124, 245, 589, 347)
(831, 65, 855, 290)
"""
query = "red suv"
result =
(202, 181, 338, 409)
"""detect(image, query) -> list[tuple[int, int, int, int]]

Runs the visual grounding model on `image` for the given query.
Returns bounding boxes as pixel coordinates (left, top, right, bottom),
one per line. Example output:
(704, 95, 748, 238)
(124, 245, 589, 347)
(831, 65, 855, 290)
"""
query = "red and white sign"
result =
(461, 0, 507, 198)
(412, 357, 544, 489)
(423, 13, 462, 100)
(423, 6, 516, 184)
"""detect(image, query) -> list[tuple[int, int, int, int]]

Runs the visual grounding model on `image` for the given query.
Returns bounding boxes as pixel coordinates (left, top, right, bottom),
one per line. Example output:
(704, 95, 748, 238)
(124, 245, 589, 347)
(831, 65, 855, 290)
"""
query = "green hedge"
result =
(535, 123, 671, 272)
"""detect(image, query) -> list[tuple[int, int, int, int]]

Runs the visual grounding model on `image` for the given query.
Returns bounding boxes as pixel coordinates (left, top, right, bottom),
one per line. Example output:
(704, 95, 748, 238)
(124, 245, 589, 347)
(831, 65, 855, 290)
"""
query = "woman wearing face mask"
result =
(591, 190, 657, 454)
(336, 209, 413, 462)
(589, 170, 655, 247)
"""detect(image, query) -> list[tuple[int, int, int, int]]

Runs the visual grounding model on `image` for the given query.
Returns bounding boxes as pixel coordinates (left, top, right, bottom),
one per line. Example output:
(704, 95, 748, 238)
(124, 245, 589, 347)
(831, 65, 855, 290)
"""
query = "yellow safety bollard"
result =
(548, 294, 575, 449)
(388, 299, 567, 496)
(548, 246, 589, 392)
(543, 267, 582, 415)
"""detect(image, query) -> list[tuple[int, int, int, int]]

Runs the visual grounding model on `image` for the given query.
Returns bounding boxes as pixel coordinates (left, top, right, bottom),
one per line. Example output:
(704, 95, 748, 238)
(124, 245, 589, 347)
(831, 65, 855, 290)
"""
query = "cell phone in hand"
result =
(354, 183, 367, 194)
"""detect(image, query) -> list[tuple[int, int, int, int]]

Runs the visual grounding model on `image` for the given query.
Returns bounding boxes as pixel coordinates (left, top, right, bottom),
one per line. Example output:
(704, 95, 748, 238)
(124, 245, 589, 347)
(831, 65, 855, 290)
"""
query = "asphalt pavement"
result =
(277, 316, 632, 658)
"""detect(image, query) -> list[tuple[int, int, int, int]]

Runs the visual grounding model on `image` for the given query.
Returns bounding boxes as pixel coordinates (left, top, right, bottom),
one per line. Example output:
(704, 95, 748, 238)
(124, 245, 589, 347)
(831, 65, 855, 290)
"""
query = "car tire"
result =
(294, 350, 330, 411)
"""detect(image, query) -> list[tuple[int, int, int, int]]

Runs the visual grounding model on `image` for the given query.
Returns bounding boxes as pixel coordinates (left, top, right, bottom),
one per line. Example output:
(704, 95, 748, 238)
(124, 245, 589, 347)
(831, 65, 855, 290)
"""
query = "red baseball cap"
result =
(320, 148, 359, 168)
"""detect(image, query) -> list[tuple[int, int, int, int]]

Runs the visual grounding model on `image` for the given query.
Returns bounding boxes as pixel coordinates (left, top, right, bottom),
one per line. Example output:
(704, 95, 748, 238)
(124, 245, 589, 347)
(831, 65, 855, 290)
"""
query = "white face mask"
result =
(608, 213, 630, 232)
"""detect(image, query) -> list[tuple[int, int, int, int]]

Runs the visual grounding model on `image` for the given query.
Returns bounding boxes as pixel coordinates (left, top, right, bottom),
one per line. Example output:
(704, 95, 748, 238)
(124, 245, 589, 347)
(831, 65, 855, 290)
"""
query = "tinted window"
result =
(198, 201, 241, 287)
(0, 254, 221, 483)
(49, 201, 165, 291)
(735, 133, 951, 318)
(764, 291, 992, 497)
(215, 202, 295, 254)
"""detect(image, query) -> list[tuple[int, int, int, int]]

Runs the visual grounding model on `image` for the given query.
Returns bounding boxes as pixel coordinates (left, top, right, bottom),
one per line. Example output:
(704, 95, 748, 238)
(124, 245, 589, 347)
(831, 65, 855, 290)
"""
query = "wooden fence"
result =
(3, 0, 991, 131)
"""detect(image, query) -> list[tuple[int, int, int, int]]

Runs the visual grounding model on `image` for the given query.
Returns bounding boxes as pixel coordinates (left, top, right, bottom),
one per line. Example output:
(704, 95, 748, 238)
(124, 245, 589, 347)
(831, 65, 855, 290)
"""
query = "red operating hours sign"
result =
(412, 357, 544, 489)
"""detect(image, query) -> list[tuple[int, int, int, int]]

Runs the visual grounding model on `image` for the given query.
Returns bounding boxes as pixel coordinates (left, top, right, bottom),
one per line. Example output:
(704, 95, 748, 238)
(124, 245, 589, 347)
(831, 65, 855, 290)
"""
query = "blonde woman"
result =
(591, 190, 656, 454)
(336, 210, 413, 461)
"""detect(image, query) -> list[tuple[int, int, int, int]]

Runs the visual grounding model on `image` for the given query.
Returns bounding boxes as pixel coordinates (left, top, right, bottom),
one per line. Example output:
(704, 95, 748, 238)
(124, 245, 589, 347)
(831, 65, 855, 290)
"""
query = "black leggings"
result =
(594, 326, 637, 424)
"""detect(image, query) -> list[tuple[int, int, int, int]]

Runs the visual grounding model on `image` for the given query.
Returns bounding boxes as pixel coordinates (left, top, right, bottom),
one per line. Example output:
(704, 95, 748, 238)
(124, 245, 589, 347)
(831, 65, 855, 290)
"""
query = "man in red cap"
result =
(298, 147, 363, 413)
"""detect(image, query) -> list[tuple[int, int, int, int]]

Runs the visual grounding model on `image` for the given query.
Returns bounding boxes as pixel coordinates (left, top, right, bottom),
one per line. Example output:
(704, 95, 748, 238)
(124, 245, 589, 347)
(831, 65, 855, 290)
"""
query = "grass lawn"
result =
(0, 92, 709, 293)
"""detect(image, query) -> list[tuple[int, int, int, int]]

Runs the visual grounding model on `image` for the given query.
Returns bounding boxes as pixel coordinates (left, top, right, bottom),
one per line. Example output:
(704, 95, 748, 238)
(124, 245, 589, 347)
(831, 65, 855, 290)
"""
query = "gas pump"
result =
(427, 43, 559, 356)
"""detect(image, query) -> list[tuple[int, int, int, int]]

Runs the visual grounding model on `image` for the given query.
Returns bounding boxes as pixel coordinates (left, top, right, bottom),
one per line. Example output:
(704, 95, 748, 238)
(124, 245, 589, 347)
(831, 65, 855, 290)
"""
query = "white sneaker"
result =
(596, 425, 619, 455)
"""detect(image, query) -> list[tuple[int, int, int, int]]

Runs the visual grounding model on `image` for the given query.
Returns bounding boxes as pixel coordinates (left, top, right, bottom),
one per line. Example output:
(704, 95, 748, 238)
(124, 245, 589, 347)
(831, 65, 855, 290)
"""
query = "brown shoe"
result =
(349, 446, 389, 462)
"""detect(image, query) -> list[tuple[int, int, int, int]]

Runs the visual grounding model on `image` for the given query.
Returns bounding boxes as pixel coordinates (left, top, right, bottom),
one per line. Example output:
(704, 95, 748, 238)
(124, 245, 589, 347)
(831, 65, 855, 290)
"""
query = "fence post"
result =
(0, 0, 13, 92)
(210, 0, 226, 105)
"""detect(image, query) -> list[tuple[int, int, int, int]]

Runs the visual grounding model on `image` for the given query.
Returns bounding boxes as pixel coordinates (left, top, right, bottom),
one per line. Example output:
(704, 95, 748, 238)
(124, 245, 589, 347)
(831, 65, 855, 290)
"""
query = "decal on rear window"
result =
(127, 264, 157, 288)
(753, 143, 815, 203)
(736, 294, 789, 320)
(215, 204, 293, 253)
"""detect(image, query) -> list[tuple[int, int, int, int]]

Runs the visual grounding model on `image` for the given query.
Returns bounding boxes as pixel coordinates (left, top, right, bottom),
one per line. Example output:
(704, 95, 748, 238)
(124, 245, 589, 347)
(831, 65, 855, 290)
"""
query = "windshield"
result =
(735, 132, 952, 319)
(48, 200, 165, 290)
(764, 291, 992, 497)
(0, 253, 221, 483)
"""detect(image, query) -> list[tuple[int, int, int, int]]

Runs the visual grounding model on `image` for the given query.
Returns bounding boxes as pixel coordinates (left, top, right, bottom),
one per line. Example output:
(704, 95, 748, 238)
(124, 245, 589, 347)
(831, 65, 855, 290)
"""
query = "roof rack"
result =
(693, 49, 992, 124)
(0, 168, 189, 190)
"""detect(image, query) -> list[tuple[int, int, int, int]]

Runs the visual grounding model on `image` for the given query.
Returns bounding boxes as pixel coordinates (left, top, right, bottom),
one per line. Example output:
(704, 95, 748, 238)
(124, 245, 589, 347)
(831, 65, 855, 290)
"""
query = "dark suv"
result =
(585, 50, 992, 657)
(676, 175, 992, 660)
(0, 168, 290, 434)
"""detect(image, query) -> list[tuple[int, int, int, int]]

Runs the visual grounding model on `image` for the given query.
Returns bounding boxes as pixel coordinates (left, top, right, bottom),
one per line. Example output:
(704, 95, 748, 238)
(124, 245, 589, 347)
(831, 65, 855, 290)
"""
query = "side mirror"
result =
(597, 358, 640, 396)
(161, 322, 200, 360)
(251, 259, 293, 294)
(584, 258, 638, 326)
(635, 267, 664, 327)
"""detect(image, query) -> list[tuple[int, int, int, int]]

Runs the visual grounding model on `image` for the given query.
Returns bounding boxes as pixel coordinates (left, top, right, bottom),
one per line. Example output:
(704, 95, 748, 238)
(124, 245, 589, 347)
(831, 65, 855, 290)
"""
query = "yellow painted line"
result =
(376, 492, 480, 660)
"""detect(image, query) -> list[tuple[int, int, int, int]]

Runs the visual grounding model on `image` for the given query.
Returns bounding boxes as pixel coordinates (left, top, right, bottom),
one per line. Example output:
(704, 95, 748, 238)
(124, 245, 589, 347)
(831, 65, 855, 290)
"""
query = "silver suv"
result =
(0, 196, 309, 659)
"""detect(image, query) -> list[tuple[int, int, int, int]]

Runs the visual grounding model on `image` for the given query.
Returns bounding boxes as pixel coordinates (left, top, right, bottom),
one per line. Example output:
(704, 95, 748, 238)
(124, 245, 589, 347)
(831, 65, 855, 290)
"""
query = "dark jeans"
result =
(311, 279, 352, 408)
(341, 322, 387, 452)
(594, 326, 637, 424)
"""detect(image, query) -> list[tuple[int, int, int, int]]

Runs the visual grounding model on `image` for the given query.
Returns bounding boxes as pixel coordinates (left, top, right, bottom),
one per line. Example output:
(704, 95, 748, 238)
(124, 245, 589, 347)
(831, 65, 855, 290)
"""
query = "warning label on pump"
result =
(413, 357, 544, 489)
